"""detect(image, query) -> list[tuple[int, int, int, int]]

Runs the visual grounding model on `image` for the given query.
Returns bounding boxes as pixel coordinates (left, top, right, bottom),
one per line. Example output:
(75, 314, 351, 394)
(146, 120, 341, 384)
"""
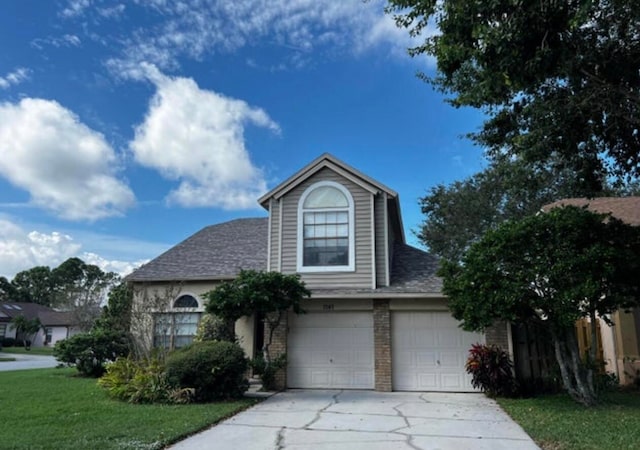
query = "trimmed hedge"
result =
(165, 341, 248, 402)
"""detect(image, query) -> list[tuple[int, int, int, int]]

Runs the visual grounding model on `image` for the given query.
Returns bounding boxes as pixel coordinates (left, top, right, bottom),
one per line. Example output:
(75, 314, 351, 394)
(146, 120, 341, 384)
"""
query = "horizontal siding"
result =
(280, 167, 373, 289)
(374, 193, 387, 287)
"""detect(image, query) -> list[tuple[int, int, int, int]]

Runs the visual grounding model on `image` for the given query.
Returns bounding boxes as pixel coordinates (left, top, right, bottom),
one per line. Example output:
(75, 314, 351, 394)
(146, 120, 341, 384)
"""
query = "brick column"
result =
(265, 312, 288, 390)
(373, 299, 392, 391)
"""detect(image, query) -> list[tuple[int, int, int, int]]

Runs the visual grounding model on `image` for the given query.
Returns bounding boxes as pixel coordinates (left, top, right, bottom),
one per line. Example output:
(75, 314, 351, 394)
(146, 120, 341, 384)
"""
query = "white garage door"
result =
(287, 312, 374, 389)
(392, 311, 484, 392)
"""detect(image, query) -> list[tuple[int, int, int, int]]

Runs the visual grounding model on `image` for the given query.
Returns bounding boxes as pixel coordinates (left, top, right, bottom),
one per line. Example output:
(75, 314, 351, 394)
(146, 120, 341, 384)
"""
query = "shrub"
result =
(1, 338, 16, 347)
(53, 329, 130, 377)
(165, 341, 249, 402)
(250, 353, 287, 391)
(193, 313, 235, 343)
(98, 356, 175, 403)
(466, 343, 517, 397)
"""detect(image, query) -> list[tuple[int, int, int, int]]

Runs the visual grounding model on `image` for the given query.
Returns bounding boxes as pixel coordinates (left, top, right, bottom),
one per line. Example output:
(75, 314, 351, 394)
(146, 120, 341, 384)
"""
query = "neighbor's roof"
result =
(0, 302, 76, 326)
(126, 218, 268, 281)
(38, 311, 76, 327)
(542, 197, 640, 226)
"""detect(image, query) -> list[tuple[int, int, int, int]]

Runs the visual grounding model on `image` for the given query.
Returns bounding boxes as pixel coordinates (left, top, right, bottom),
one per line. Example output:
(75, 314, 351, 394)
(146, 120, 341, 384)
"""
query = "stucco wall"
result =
(130, 281, 256, 358)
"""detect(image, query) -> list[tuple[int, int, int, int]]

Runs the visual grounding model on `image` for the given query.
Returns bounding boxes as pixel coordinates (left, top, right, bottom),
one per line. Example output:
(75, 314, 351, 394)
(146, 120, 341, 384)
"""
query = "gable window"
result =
(297, 181, 355, 272)
(153, 294, 201, 350)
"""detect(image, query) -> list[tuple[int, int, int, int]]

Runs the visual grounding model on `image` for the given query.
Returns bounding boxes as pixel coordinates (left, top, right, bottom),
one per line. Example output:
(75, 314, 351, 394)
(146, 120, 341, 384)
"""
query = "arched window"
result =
(173, 294, 198, 308)
(154, 294, 201, 350)
(297, 181, 355, 272)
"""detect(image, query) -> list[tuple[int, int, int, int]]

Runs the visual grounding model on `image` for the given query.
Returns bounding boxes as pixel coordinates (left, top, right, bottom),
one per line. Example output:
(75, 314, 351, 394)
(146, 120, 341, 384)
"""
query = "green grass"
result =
(1, 346, 55, 355)
(497, 390, 640, 450)
(0, 368, 256, 450)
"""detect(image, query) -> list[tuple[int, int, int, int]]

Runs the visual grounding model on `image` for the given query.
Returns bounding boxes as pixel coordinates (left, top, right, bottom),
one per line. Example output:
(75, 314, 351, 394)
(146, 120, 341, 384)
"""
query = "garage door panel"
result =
(439, 351, 463, 368)
(415, 329, 436, 346)
(288, 312, 374, 389)
(392, 311, 484, 392)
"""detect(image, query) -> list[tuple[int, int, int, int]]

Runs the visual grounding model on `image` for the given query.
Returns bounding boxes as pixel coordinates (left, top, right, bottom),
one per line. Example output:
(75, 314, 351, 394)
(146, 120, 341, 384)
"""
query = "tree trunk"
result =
(550, 326, 597, 406)
(263, 311, 283, 367)
(566, 328, 597, 406)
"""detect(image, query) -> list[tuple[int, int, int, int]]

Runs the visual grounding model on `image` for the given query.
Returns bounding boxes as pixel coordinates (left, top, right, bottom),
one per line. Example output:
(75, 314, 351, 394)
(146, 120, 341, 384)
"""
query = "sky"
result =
(0, 0, 486, 280)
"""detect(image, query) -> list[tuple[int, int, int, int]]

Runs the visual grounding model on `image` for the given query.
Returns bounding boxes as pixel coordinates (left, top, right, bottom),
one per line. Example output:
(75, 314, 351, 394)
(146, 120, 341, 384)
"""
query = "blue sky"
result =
(0, 0, 485, 279)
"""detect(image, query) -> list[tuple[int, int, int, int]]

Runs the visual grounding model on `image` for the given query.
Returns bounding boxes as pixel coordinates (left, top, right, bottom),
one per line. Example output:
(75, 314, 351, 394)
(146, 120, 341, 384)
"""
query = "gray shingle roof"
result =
(0, 302, 77, 326)
(126, 218, 268, 281)
(384, 242, 442, 293)
(127, 217, 442, 296)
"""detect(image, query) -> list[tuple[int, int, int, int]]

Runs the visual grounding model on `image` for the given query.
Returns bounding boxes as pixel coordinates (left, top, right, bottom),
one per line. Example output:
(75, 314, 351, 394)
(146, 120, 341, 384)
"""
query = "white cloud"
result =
(0, 218, 150, 279)
(82, 252, 147, 277)
(83, 0, 426, 70)
(31, 34, 82, 50)
(0, 68, 30, 89)
(0, 98, 135, 221)
(60, 0, 91, 18)
(130, 65, 277, 209)
(98, 4, 125, 19)
(0, 219, 81, 278)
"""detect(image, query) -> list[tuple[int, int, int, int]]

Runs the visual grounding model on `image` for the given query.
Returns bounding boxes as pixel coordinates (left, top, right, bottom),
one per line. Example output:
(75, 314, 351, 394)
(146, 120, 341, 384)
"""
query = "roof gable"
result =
(258, 153, 398, 207)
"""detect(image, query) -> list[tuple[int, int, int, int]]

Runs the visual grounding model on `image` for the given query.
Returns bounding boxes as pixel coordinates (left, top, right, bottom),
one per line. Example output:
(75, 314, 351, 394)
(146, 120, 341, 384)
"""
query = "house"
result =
(127, 154, 509, 391)
(543, 197, 640, 385)
(0, 302, 81, 347)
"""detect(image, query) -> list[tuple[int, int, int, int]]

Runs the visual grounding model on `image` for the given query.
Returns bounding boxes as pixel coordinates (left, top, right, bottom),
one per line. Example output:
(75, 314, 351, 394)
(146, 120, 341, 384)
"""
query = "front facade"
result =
(129, 154, 504, 391)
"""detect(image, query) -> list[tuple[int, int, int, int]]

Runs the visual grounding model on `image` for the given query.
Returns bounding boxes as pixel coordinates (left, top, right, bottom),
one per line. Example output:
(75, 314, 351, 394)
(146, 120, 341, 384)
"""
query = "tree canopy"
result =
(439, 206, 640, 405)
(387, 0, 640, 190)
(418, 156, 590, 262)
(205, 270, 310, 364)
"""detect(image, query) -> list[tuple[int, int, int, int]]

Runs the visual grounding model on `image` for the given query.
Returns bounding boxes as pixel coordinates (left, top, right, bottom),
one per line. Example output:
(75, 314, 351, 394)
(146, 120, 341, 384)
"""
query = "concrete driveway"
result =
(0, 352, 58, 372)
(171, 390, 539, 450)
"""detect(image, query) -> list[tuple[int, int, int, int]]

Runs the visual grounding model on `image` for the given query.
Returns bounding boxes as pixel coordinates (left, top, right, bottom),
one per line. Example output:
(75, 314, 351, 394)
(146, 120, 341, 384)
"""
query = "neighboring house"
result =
(543, 197, 640, 385)
(128, 154, 509, 391)
(0, 302, 81, 347)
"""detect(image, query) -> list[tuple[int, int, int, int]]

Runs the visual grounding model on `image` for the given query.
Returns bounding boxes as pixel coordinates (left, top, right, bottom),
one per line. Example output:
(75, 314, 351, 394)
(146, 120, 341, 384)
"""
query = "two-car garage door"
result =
(287, 310, 484, 391)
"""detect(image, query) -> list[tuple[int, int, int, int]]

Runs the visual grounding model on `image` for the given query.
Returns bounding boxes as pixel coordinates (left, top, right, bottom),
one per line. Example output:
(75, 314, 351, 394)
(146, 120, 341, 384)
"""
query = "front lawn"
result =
(1, 346, 55, 356)
(497, 390, 640, 450)
(0, 368, 255, 449)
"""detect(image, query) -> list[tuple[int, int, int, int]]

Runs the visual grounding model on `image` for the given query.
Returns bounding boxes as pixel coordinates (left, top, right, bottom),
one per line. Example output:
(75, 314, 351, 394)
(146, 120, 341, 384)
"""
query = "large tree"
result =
(387, 0, 640, 190)
(51, 258, 119, 331)
(11, 266, 54, 305)
(418, 156, 590, 262)
(439, 206, 640, 405)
